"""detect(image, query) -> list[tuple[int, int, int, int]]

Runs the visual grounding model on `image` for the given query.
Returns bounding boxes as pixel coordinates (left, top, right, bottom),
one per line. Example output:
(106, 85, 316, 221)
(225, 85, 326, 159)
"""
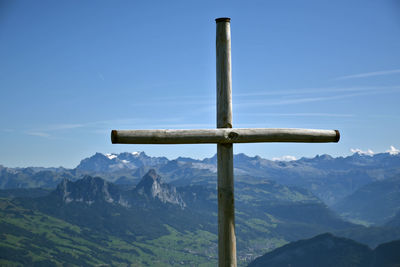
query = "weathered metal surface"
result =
(111, 128, 340, 144)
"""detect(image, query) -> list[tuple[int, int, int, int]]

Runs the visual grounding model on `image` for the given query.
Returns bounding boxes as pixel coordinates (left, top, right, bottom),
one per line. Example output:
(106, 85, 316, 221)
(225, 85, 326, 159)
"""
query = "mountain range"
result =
(1, 151, 400, 265)
(13, 169, 359, 257)
(0, 169, 354, 265)
(2, 151, 400, 225)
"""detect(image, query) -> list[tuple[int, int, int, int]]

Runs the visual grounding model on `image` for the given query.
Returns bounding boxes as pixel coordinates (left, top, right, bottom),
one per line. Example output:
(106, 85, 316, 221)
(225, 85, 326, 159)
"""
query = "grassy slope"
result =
(0, 179, 349, 266)
(0, 198, 218, 266)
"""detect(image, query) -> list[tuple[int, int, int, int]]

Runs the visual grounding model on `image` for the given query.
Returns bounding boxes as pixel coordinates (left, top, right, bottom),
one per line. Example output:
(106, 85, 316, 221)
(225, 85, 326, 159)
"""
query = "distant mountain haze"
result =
(1, 151, 400, 265)
(332, 175, 400, 225)
(2, 151, 400, 205)
(2, 151, 400, 228)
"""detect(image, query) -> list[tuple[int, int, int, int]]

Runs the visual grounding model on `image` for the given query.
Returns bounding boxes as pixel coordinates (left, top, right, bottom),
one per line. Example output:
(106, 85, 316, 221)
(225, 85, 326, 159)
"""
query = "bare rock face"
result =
(55, 176, 128, 207)
(134, 169, 186, 208)
(52, 171, 185, 209)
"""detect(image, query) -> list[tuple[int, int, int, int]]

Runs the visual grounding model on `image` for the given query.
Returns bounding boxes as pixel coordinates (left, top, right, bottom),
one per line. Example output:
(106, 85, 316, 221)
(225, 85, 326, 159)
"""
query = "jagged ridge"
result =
(53, 170, 185, 209)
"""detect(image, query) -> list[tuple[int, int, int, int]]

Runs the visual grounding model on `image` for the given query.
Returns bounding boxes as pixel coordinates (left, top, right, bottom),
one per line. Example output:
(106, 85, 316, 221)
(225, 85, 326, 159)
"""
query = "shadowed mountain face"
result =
(54, 176, 125, 206)
(332, 175, 400, 225)
(247, 233, 400, 267)
(18, 170, 201, 241)
(372, 239, 400, 267)
(248, 233, 371, 267)
(51, 170, 186, 209)
(386, 210, 400, 227)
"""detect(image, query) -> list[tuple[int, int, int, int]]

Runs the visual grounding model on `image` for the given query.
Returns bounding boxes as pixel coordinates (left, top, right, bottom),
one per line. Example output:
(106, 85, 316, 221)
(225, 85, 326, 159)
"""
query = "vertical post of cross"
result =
(216, 17, 236, 267)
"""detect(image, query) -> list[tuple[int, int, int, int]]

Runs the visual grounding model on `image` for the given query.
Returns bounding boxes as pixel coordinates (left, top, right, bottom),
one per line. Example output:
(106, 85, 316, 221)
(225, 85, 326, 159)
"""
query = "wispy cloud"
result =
(242, 112, 354, 118)
(178, 85, 400, 111)
(108, 85, 400, 110)
(131, 99, 213, 107)
(233, 84, 400, 108)
(235, 91, 373, 107)
(26, 131, 51, 138)
(45, 124, 84, 131)
(335, 69, 400, 80)
(95, 117, 186, 128)
(23, 117, 196, 138)
(24, 123, 85, 137)
(234, 86, 400, 97)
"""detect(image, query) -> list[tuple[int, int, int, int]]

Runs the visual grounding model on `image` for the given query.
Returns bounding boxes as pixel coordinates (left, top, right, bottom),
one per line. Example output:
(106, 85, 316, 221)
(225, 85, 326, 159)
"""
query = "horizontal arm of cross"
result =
(111, 128, 340, 144)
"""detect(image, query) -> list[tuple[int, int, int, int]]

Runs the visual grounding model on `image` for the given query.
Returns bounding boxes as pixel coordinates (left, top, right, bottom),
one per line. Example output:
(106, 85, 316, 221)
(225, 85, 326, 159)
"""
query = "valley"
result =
(1, 151, 400, 266)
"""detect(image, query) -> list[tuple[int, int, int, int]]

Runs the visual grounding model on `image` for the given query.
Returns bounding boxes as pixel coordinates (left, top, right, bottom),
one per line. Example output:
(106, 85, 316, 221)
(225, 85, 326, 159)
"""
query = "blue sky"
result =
(1, 0, 400, 167)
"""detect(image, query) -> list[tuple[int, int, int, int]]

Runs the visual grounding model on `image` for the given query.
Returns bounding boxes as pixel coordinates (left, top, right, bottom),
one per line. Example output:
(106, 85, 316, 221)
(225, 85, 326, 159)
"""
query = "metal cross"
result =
(111, 17, 340, 267)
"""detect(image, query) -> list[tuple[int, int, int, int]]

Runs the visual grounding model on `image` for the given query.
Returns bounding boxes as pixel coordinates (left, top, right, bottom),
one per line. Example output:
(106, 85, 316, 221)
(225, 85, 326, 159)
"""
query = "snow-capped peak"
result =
(386, 145, 400, 155)
(350, 148, 374, 156)
(131, 152, 140, 156)
(272, 155, 297, 161)
(105, 153, 117, 160)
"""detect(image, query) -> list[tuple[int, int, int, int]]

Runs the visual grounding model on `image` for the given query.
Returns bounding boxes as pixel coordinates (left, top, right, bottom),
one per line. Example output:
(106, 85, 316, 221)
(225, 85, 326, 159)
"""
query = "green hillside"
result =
(0, 198, 218, 266)
(0, 168, 363, 266)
